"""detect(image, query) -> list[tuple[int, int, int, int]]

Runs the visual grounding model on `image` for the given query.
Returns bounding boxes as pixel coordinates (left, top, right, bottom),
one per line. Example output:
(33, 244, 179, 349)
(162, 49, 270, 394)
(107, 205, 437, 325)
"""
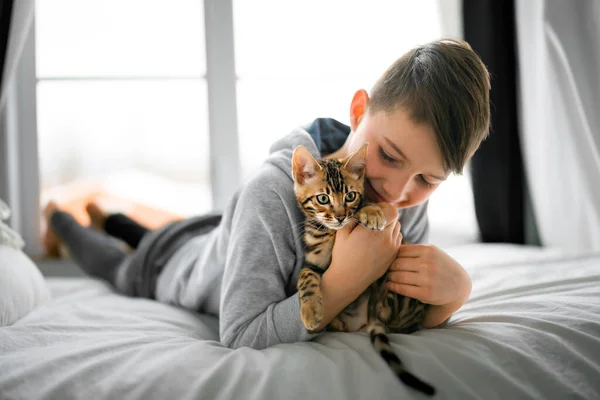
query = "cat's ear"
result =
(292, 145, 322, 184)
(343, 143, 368, 179)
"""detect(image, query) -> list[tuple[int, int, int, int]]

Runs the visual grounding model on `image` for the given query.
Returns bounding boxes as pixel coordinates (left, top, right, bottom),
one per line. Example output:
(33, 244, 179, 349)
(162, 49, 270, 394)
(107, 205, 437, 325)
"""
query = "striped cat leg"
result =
(328, 316, 348, 332)
(297, 267, 324, 331)
(368, 321, 435, 396)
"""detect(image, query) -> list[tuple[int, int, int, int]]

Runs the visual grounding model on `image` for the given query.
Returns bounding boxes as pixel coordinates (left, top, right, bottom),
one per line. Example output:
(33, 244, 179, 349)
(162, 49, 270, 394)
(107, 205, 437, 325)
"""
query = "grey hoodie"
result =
(122, 121, 429, 350)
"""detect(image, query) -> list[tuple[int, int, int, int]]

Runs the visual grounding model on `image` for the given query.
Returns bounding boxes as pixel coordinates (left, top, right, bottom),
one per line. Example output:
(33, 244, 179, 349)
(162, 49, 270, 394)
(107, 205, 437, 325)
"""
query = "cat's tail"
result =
(370, 328, 436, 396)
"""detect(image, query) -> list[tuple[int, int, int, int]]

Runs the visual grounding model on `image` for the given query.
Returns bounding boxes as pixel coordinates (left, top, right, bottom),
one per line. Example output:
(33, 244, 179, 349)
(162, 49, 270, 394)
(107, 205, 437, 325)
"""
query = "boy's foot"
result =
(85, 201, 106, 232)
(42, 201, 62, 258)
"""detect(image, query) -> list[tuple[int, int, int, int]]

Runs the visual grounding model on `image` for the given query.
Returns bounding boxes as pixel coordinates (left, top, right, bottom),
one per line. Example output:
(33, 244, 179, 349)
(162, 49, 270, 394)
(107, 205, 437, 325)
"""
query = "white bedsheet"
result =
(1, 244, 599, 399)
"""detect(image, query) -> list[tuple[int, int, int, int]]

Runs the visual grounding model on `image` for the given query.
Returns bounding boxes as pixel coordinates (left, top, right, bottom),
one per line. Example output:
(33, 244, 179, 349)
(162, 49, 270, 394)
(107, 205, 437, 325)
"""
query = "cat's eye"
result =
(345, 192, 357, 202)
(316, 194, 330, 204)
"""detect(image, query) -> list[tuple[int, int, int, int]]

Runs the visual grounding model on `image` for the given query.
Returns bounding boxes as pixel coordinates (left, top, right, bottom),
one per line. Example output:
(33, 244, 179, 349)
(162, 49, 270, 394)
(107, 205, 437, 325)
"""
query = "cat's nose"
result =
(335, 215, 345, 223)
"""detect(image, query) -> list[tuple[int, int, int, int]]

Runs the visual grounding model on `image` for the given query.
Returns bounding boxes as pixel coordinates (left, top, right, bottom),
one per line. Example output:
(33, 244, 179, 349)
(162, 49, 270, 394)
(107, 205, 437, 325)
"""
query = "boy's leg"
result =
(86, 202, 150, 249)
(104, 214, 150, 249)
(47, 203, 127, 285)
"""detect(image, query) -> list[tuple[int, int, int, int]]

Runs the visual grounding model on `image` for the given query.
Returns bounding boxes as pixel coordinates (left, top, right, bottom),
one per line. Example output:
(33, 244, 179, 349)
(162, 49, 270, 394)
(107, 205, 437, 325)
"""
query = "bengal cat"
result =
(292, 143, 435, 396)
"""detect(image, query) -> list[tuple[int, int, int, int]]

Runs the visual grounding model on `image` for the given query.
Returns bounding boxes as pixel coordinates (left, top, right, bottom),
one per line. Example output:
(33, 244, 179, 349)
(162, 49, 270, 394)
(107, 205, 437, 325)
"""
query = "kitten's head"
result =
(292, 143, 368, 230)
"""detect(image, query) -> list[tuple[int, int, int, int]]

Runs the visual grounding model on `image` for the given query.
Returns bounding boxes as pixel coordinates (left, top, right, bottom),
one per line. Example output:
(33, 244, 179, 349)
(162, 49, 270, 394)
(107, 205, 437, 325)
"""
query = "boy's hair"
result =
(369, 39, 491, 175)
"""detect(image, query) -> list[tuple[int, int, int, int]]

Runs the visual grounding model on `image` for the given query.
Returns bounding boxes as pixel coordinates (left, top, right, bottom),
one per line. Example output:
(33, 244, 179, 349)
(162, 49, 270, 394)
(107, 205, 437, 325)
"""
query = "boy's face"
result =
(345, 90, 448, 209)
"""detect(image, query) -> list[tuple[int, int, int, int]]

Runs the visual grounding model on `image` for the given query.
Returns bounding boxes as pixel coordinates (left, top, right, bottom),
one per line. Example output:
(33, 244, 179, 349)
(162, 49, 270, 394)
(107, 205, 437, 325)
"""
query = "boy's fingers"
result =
(387, 271, 420, 286)
(392, 220, 401, 237)
(378, 202, 399, 227)
(390, 257, 421, 272)
(386, 282, 421, 299)
(397, 244, 429, 258)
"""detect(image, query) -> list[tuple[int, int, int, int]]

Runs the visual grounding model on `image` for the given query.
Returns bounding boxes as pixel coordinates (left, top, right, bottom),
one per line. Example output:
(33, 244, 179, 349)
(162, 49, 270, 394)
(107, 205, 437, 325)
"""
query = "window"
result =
(233, 0, 477, 246)
(35, 0, 211, 227)
(234, 0, 443, 177)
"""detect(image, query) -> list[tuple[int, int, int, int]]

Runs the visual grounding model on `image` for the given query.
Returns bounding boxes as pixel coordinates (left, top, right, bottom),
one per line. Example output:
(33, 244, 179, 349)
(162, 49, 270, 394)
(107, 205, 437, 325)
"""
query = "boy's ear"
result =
(292, 145, 321, 184)
(342, 143, 368, 180)
(350, 89, 369, 132)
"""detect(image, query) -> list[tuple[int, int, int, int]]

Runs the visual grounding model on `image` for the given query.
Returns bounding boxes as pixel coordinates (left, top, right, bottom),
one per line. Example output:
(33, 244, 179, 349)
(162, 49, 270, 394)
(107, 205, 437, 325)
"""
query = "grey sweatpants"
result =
(50, 211, 221, 299)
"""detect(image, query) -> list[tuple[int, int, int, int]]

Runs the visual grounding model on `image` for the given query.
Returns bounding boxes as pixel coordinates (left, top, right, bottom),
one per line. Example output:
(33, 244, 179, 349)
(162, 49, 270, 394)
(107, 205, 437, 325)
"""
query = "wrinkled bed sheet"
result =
(1, 244, 599, 399)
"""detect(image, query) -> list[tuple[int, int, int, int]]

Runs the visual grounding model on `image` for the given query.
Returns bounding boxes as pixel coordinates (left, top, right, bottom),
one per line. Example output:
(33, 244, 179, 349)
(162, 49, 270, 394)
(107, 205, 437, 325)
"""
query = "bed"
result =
(1, 243, 599, 399)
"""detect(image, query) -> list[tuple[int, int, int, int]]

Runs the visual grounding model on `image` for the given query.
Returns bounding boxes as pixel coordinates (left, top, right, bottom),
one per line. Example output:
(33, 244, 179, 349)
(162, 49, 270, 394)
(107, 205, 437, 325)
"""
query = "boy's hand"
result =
(386, 244, 472, 327)
(329, 203, 402, 297)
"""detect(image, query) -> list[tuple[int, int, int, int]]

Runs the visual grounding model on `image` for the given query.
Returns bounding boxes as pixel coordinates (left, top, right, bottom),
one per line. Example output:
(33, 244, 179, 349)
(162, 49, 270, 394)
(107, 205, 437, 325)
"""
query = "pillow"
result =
(0, 199, 24, 249)
(0, 199, 51, 326)
(0, 245, 51, 326)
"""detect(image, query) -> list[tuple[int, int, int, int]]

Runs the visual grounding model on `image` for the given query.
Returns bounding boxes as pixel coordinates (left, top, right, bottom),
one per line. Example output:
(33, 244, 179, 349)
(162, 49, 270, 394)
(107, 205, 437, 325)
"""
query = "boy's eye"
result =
(316, 194, 330, 204)
(345, 192, 357, 202)
(419, 175, 434, 188)
(378, 147, 397, 164)
(378, 144, 435, 188)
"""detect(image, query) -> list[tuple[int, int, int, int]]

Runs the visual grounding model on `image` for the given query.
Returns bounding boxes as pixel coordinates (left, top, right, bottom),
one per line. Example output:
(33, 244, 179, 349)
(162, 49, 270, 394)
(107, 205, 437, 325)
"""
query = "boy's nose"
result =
(383, 180, 409, 203)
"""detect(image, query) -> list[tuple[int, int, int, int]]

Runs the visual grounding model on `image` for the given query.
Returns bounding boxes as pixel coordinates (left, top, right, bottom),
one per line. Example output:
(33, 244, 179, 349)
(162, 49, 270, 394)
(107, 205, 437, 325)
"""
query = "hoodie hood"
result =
(266, 118, 351, 180)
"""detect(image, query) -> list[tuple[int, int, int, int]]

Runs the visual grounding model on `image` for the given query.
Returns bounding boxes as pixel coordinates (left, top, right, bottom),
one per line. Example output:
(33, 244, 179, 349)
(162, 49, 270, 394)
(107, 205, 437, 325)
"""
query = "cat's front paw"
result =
(300, 296, 324, 332)
(358, 204, 386, 230)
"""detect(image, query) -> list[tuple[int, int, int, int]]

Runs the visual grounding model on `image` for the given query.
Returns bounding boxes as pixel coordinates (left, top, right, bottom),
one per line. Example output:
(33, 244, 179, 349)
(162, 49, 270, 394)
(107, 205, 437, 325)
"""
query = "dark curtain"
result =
(0, 0, 13, 203)
(0, 0, 13, 94)
(463, 0, 525, 244)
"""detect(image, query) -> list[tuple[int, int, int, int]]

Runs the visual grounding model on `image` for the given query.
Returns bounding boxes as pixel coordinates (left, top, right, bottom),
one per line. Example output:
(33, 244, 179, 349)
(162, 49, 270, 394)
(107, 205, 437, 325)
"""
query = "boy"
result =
(45, 39, 490, 349)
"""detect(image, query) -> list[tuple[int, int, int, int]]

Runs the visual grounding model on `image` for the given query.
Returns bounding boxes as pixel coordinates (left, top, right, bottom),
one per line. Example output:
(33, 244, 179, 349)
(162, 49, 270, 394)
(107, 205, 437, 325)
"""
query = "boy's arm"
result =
(387, 244, 472, 328)
(421, 292, 469, 328)
(391, 202, 471, 328)
(219, 176, 318, 350)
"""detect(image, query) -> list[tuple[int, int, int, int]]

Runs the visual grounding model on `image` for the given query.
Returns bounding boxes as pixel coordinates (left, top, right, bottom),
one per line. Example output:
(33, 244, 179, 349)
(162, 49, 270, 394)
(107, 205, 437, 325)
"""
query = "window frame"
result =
(7, 0, 467, 256)
(8, 0, 240, 257)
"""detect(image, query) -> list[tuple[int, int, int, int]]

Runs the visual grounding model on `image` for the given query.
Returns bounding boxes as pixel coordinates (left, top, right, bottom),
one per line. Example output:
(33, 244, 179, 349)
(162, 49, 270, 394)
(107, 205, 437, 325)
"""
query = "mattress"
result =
(1, 243, 599, 399)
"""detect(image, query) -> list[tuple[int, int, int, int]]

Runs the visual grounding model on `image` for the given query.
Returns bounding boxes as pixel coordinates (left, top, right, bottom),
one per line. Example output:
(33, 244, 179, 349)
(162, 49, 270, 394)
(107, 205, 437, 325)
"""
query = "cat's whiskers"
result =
(299, 220, 329, 254)
(348, 215, 360, 225)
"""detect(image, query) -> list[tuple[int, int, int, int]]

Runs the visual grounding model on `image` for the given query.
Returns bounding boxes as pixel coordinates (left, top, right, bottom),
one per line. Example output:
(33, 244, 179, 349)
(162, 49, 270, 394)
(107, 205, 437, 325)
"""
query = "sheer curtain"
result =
(0, 1, 32, 105)
(0, 0, 40, 256)
(516, 0, 600, 252)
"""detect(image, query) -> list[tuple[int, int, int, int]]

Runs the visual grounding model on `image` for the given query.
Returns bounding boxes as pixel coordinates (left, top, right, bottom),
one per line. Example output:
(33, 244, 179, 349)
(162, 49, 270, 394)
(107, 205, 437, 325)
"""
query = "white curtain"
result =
(0, 0, 40, 256)
(0, 1, 34, 108)
(516, 0, 600, 252)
